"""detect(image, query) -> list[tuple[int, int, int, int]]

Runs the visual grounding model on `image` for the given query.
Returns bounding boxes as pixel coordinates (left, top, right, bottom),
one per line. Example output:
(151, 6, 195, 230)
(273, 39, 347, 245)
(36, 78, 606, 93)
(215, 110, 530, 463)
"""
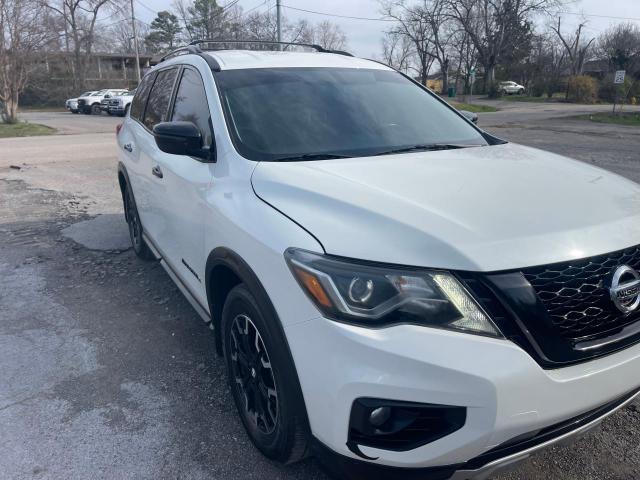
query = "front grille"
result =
(109, 99, 120, 106)
(77, 99, 86, 107)
(522, 245, 640, 340)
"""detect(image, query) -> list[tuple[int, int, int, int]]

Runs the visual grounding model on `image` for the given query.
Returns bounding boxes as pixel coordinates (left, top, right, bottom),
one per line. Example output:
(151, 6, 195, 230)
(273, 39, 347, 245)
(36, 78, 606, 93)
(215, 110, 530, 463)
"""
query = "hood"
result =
(251, 143, 640, 271)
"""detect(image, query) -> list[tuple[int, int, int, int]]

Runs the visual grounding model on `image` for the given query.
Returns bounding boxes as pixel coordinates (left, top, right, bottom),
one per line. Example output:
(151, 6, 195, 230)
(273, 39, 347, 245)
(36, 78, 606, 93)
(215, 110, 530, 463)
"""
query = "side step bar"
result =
(142, 232, 213, 328)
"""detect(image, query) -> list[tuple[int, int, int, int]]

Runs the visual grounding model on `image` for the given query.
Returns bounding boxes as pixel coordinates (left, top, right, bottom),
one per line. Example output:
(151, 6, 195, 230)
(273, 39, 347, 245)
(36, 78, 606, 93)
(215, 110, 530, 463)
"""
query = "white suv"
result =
(116, 42, 640, 480)
(77, 88, 128, 114)
(498, 81, 525, 95)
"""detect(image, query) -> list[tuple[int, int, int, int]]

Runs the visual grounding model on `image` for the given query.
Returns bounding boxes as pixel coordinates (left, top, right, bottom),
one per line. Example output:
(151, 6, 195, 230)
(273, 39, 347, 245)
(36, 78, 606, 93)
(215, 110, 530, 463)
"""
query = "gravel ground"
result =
(1, 111, 639, 480)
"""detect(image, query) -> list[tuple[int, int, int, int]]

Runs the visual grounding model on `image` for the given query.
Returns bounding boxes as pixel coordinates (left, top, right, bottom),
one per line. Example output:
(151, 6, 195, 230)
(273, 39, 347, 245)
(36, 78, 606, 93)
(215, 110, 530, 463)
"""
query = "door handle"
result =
(151, 165, 163, 179)
(123, 143, 133, 152)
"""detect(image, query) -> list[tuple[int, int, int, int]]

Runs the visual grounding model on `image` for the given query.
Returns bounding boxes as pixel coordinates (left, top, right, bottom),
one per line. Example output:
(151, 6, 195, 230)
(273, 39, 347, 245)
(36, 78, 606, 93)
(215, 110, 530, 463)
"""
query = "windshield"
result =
(80, 91, 93, 96)
(216, 67, 487, 161)
(92, 90, 107, 96)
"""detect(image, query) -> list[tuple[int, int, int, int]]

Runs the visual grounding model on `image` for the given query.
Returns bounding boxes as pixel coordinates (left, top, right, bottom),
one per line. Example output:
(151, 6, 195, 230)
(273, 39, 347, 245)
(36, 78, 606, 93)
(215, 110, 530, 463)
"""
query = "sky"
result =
(134, 0, 640, 58)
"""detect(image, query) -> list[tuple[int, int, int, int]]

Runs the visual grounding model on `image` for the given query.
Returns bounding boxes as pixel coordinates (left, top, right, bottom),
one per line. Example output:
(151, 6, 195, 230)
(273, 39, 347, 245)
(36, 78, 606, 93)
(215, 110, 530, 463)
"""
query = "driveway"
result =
(1, 110, 639, 480)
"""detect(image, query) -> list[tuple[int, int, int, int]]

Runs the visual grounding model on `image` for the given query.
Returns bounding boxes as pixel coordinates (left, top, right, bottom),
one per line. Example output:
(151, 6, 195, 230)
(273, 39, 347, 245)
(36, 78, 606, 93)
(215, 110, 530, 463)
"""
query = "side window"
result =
(130, 72, 156, 121)
(171, 68, 213, 147)
(143, 68, 178, 130)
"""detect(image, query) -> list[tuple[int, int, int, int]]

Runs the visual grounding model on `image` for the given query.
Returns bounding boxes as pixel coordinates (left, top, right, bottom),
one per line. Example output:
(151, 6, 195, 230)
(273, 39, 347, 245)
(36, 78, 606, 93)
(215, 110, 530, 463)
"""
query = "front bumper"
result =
(284, 316, 640, 471)
(108, 106, 125, 115)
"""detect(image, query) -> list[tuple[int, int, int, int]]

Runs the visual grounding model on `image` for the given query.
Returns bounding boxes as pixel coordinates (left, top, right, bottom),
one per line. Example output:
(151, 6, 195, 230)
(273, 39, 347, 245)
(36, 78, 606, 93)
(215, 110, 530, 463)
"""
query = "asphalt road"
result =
(1, 108, 640, 480)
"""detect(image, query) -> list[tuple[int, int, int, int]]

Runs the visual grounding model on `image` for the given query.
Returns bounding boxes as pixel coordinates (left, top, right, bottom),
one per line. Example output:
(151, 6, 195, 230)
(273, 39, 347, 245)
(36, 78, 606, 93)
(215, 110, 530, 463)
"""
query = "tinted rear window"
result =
(143, 68, 178, 130)
(130, 72, 156, 121)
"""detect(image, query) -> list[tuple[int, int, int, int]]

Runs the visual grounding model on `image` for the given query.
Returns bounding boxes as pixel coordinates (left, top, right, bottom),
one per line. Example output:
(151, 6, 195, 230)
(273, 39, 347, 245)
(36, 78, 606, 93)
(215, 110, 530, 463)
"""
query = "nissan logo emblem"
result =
(609, 265, 640, 314)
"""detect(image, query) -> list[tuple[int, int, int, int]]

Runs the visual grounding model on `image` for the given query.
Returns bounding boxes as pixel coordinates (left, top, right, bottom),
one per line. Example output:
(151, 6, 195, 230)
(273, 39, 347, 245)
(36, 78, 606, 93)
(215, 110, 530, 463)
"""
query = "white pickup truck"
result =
(77, 88, 128, 114)
(107, 90, 135, 117)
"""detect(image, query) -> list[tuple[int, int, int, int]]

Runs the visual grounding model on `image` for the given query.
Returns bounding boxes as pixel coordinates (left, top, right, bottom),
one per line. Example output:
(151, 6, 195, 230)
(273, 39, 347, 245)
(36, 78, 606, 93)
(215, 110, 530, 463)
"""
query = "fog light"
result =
(369, 406, 391, 427)
(348, 398, 466, 454)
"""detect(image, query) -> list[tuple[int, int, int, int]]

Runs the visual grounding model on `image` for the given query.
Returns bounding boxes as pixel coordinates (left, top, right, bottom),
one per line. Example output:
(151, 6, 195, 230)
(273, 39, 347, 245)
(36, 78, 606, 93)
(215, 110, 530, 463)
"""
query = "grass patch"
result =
(449, 102, 498, 113)
(570, 112, 640, 126)
(0, 122, 57, 138)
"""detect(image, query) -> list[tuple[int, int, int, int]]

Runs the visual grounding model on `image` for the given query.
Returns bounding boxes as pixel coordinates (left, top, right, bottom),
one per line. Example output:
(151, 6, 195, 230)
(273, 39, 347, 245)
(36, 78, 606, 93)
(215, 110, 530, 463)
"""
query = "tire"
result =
(222, 284, 309, 464)
(71, 110, 78, 114)
(123, 183, 155, 260)
(91, 103, 101, 115)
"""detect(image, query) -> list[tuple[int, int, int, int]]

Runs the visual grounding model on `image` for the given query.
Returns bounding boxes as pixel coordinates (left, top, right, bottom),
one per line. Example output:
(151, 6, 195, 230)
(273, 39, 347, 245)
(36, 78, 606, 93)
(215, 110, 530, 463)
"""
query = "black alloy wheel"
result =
(124, 185, 154, 260)
(222, 284, 310, 464)
(229, 313, 278, 435)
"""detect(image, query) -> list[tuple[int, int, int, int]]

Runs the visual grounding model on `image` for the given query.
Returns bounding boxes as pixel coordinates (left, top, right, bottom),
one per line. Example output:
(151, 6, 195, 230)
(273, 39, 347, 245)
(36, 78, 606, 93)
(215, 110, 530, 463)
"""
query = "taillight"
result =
(116, 123, 123, 135)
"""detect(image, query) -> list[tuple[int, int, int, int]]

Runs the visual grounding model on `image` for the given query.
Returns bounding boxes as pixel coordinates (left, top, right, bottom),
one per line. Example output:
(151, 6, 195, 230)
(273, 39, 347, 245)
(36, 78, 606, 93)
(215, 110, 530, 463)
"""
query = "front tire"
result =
(91, 103, 101, 115)
(222, 284, 309, 464)
(123, 184, 155, 260)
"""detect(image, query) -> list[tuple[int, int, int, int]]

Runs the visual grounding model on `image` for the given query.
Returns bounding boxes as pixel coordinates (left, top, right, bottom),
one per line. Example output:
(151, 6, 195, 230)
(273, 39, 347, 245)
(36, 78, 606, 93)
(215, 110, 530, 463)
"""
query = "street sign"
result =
(614, 70, 626, 84)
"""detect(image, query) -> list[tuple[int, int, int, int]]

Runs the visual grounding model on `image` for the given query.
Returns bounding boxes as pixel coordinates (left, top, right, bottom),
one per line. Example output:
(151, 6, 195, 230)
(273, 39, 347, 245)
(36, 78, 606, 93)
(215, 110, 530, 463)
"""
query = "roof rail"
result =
(156, 39, 354, 72)
(189, 39, 354, 57)
(158, 44, 222, 71)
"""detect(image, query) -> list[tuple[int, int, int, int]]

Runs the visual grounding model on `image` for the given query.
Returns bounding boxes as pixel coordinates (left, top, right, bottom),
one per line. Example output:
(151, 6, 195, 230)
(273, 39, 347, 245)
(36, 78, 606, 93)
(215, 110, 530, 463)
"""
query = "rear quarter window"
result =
(143, 68, 179, 130)
(130, 72, 156, 121)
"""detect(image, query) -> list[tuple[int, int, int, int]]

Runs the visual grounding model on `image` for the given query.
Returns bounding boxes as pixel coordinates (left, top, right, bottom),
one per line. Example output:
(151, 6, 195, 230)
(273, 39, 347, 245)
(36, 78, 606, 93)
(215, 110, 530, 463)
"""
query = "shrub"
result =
(567, 75, 598, 104)
(530, 83, 545, 97)
(597, 76, 639, 104)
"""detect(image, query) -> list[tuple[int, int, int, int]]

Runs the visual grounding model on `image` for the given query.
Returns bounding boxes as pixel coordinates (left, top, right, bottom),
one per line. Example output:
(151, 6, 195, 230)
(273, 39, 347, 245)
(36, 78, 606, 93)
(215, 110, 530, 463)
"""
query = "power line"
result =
(134, 0, 157, 15)
(281, 4, 394, 22)
(282, 4, 640, 23)
(244, 0, 270, 16)
(555, 11, 640, 22)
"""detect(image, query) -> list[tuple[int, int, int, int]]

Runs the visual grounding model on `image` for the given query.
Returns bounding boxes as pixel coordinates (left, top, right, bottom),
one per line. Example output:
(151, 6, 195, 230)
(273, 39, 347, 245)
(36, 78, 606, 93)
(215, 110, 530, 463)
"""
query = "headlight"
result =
(285, 248, 501, 337)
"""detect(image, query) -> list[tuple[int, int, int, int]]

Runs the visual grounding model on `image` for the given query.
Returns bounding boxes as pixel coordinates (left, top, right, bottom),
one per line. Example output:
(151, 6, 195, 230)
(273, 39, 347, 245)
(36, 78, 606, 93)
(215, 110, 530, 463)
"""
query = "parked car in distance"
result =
(108, 89, 136, 117)
(65, 91, 95, 114)
(101, 90, 130, 114)
(117, 44, 640, 480)
(78, 89, 128, 114)
(499, 80, 525, 95)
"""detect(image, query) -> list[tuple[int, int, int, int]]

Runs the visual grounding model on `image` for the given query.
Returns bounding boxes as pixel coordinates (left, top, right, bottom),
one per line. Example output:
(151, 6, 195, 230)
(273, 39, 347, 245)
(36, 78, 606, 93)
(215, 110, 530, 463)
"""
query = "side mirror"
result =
(459, 110, 478, 124)
(153, 121, 213, 161)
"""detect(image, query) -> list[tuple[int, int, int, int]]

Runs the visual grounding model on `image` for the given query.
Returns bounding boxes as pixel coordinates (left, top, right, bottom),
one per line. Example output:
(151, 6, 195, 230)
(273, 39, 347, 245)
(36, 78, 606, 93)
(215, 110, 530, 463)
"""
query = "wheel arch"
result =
(206, 247, 268, 355)
(205, 246, 311, 441)
(117, 162, 131, 221)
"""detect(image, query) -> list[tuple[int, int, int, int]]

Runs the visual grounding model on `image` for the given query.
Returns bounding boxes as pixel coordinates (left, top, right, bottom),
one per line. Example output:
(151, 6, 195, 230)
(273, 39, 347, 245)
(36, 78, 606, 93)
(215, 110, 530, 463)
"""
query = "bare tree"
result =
(598, 22, 640, 76)
(449, 26, 477, 94)
(312, 20, 347, 51)
(448, 0, 554, 92)
(0, 0, 49, 122)
(381, 0, 435, 84)
(381, 31, 413, 73)
(109, 17, 149, 54)
(550, 17, 594, 76)
(42, 0, 118, 89)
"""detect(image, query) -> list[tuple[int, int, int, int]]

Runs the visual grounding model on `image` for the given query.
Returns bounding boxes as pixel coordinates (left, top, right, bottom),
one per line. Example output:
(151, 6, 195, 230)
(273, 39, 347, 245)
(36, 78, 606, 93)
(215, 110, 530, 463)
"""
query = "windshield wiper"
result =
(373, 143, 484, 156)
(272, 153, 353, 162)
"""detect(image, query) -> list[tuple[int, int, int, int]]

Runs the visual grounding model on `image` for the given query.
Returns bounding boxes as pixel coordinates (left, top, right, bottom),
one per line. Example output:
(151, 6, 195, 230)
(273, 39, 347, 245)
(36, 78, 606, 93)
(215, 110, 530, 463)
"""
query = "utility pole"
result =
(276, 0, 282, 46)
(130, 0, 141, 83)
(62, 0, 70, 54)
